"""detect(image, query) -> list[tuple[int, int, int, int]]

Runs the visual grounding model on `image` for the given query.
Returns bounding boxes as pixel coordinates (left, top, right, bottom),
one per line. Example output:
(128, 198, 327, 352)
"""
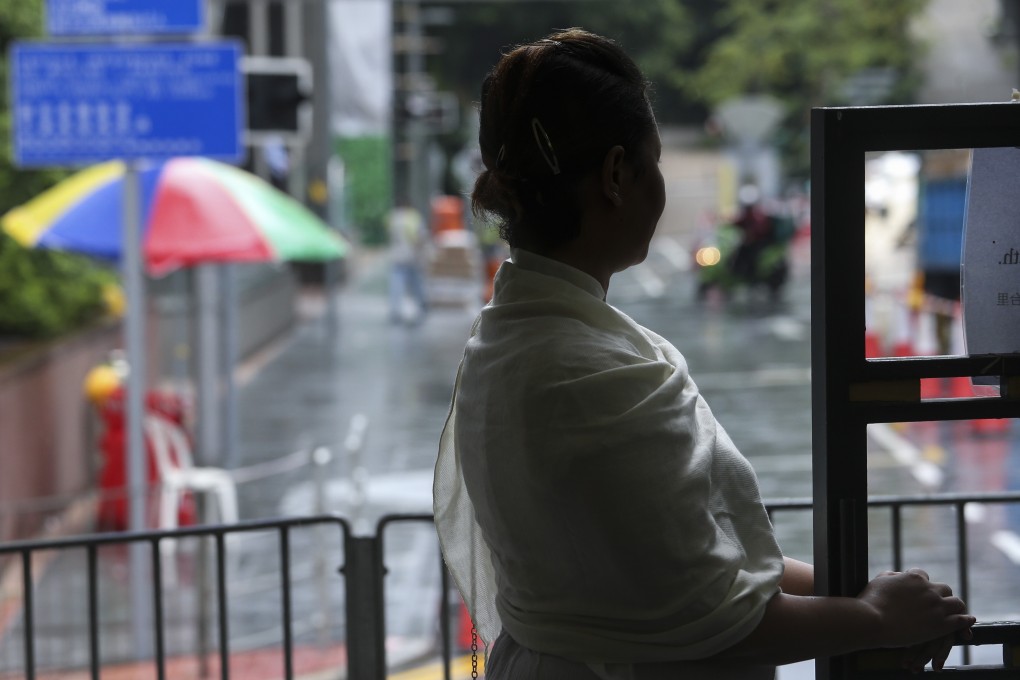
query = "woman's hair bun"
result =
(471, 29, 655, 252)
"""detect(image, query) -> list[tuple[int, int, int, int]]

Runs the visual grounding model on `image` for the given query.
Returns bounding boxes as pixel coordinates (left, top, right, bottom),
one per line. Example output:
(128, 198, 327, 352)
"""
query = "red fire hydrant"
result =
(94, 386, 195, 530)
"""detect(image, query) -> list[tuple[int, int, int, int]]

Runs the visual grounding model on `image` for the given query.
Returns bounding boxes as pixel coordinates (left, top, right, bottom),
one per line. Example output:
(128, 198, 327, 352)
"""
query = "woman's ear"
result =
(601, 145, 626, 207)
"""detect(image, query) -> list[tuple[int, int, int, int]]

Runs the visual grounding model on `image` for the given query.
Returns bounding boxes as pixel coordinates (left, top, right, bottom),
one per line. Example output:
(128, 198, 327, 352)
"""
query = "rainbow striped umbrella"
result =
(1, 157, 347, 275)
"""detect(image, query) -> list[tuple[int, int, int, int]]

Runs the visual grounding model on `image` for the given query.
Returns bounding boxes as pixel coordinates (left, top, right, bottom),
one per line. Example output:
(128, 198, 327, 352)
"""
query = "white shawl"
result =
(434, 249, 783, 664)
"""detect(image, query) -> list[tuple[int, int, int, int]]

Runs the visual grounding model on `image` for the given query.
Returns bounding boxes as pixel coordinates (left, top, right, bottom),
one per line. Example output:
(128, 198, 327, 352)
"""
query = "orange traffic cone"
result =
(946, 374, 1009, 433)
(920, 377, 944, 400)
(949, 375, 974, 399)
(891, 301, 917, 358)
(973, 415, 1010, 435)
(864, 294, 883, 358)
(912, 310, 947, 398)
(946, 309, 972, 402)
(944, 305, 1008, 433)
(865, 330, 883, 359)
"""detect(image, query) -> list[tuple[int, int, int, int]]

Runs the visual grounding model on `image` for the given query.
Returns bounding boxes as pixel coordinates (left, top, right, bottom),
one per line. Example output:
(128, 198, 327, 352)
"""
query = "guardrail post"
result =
(344, 534, 387, 680)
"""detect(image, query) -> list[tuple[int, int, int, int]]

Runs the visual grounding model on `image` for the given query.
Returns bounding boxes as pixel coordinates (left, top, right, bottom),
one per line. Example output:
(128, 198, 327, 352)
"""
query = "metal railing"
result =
(2, 493, 1020, 679)
(0, 515, 350, 680)
(768, 493, 1020, 675)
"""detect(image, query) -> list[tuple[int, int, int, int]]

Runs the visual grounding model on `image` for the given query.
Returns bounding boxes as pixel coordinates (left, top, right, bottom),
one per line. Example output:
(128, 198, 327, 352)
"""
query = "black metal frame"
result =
(811, 102, 1020, 678)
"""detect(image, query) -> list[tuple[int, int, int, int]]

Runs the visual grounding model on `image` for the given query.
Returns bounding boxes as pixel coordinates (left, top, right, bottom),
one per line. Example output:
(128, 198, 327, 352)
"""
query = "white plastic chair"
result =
(144, 414, 239, 535)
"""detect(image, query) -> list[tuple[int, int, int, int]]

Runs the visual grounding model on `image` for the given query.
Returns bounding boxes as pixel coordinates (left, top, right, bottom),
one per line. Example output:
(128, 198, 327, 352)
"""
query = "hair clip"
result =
(531, 118, 561, 176)
(496, 144, 507, 168)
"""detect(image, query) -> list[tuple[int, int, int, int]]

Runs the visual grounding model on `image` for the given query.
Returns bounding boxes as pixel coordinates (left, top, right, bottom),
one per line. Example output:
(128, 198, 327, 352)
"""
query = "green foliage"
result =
(0, 0, 118, 340)
(0, 230, 117, 338)
(0, 0, 68, 213)
(430, 0, 712, 123)
(0, 0, 69, 214)
(430, 0, 929, 182)
(687, 0, 929, 178)
(583, 0, 718, 121)
(0, 1, 43, 43)
(689, 0, 928, 107)
(0, 115, 69, 216)
(335, 135, 392, 245)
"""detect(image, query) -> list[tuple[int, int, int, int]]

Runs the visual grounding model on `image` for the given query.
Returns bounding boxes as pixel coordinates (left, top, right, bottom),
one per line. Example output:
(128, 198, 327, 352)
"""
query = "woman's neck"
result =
(537, 243, 612, 298)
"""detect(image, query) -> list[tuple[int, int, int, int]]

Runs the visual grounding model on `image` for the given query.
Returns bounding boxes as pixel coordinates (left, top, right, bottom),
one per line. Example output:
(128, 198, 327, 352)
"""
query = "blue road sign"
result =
(47, 0, 205, 36)
(10, 41, 245, 167)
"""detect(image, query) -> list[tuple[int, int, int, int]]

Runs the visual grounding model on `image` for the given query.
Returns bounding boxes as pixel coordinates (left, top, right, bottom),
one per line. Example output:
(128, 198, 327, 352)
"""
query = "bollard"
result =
(343, 534, 387, 680)
(311, 445, 334, 645)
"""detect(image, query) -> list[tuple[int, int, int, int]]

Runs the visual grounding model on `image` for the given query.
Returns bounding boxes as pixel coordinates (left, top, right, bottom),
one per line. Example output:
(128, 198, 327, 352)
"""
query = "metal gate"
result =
(811, 101, 1020, 678)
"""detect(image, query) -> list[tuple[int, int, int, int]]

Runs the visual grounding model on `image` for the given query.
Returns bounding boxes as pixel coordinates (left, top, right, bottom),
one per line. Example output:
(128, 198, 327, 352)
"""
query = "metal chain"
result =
(471, 626, 479, 679)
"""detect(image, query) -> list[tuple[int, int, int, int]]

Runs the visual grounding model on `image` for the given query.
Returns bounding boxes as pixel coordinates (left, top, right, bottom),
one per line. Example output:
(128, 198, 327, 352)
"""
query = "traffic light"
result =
(240, 56, 312, 143)
(248, 72, 306, 132)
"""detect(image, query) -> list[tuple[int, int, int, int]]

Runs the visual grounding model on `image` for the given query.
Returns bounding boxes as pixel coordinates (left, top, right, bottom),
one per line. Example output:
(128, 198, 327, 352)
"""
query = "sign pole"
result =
(122, 162, 145, 533)
(122, 161, 153, 657)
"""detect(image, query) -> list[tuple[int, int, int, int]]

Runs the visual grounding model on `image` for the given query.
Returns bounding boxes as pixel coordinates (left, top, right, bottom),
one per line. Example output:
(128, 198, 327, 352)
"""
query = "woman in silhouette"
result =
(434, 28, 973, 679)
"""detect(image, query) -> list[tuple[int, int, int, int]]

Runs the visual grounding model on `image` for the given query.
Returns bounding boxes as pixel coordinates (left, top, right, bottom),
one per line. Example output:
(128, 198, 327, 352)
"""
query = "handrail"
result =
(0, 513, 350, 554)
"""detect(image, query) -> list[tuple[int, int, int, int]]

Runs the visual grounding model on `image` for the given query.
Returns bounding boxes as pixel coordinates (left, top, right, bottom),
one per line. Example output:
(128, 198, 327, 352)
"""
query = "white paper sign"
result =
(962, 147, 1020, 363)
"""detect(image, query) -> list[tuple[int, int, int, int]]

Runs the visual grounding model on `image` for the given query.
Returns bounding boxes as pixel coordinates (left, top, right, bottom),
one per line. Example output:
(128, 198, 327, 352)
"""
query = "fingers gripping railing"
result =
(852, 623, 1020, 676)
(770, 494, 1020, 677)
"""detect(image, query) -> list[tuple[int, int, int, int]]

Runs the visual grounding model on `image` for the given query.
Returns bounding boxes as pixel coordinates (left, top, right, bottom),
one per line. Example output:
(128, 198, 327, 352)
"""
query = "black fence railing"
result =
(1, 495, 1020, 679)
(0, 515, 352, 680)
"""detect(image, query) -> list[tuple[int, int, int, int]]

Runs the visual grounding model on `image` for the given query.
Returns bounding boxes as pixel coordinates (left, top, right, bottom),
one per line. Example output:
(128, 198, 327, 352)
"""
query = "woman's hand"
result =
(856, 569, 975, 656)
(721, 566, 975, 666)
(898, 631, 967, 674)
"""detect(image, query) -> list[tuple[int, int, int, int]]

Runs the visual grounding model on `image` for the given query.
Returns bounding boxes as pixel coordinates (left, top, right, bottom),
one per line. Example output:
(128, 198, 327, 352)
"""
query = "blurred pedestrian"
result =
(387, 197, 429, 323)
(434, 28, 974, 679)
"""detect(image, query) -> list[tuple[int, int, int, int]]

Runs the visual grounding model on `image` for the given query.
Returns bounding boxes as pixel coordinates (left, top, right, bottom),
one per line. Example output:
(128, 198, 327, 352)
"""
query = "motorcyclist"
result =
(729, 184, 789, 300)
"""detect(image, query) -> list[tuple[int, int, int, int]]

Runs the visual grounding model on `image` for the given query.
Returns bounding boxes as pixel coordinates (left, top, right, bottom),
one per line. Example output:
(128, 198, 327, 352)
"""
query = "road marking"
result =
(694, 366, 811, 391)
(654, 235, 691, 271)
(748, 454, 811, 473)
(766, 316, 807, 342)
(235, 325, 294, 387)
(867, 423, 944, 489)
(964, 502, 986, 524)
(991, 530, 1020, 565)
(632, 266, 666, 298)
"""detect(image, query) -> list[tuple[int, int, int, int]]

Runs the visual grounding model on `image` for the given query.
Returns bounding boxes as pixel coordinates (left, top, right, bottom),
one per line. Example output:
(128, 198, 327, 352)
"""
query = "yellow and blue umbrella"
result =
(2, 157, 347, 275)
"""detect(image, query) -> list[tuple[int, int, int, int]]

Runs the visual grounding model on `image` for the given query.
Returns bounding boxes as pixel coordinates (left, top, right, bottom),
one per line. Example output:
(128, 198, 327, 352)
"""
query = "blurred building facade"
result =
(916, 0, 1018, 104)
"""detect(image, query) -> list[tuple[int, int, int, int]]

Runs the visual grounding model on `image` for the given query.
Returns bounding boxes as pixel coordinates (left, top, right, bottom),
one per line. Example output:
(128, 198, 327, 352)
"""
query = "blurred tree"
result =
(0, 230, 118, 339)
(0, 1, 118, 340)
(335, 136, 392, 245)
(687, 0, 929, 178)
(426, 0, 719, 206)
(429, 0, 717, 124)
(0, 0, 68, 214)
(429, 0, 928, 181)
